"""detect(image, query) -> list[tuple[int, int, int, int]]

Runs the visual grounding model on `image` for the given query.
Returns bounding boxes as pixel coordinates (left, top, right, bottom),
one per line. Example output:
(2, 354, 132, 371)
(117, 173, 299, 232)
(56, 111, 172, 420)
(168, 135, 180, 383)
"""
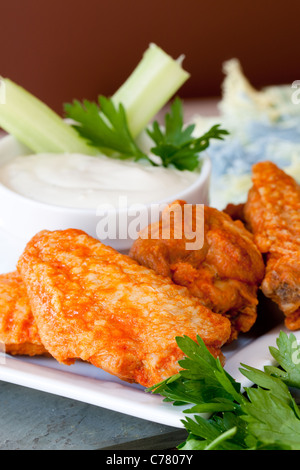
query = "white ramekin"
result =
(0, 134, 211, 251)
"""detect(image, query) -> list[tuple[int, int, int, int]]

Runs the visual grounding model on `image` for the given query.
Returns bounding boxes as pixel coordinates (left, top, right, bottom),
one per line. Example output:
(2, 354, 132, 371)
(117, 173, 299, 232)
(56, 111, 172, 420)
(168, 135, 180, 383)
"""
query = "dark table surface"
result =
(0, 379, 189, 450)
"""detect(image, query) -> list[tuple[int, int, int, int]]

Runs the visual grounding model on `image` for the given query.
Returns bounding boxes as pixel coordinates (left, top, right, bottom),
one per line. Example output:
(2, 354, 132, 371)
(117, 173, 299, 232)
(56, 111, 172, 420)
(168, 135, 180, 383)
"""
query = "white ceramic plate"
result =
(0, 226, 295, 428)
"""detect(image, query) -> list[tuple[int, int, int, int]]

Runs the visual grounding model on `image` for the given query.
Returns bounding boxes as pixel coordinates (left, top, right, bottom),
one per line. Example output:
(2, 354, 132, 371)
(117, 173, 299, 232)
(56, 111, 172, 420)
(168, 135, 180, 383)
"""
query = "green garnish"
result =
(0, 44, 189, 156)
(0, 78, 97, 155)
(64, 96, 148, 163)
(65, 96, 229, 171)
(147, 331, 300, 450)
(147, 97, 229, 170)
(0, 43, 229, 171)
(111, 43, 190, 139)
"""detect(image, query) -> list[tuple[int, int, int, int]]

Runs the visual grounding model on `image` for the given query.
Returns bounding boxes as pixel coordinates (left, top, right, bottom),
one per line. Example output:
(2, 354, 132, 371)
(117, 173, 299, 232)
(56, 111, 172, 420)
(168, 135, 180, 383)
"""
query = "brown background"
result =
(1, 0, 299, 115)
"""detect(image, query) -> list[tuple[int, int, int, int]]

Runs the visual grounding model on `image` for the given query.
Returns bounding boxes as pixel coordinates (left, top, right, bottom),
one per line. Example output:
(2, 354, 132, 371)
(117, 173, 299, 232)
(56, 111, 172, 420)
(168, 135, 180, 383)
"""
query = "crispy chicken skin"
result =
(17, 229, 231, 388)
(224, 203, 246, 224)
(244, 161, 300, 330)
(129, 201, 265, 341)
(0, 271, 48, 356)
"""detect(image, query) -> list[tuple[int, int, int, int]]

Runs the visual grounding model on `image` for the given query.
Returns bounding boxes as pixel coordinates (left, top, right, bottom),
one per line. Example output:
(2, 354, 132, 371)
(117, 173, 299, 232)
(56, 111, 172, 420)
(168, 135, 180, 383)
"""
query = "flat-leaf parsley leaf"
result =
(64, 96, 229, 171)
(147, 332, 300, 450)
(147, 97, 229, 170)
(64, 97, 149, 162)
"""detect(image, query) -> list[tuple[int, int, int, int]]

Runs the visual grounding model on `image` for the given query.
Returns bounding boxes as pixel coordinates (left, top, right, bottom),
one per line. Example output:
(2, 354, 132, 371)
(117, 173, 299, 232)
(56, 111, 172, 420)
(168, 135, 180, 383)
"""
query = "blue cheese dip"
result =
(0, 153, 199, 209)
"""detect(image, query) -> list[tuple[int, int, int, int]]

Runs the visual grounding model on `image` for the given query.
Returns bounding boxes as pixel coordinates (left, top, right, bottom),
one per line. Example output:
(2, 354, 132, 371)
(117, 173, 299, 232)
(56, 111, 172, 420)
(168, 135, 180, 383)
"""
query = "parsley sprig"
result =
(64, 97, 147, 162)
(147, 331, 300, 450)
(147, 98, 229, 170)
(64, 96, 229, 171)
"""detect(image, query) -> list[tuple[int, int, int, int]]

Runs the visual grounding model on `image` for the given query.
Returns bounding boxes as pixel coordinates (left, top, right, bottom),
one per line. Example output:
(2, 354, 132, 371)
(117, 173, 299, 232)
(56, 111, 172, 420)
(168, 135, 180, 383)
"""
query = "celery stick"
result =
(112, 43, 190, 138)
(0, 78, 97, 155)
(0, 44, 189, 154)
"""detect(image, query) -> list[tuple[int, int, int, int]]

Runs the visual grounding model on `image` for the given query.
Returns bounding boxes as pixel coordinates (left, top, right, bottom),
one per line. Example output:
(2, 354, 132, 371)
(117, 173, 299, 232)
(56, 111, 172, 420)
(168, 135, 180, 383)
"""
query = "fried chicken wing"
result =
(129, 201, 265, 341)
(244, 161, 300, 329)
(0, 271, 47, 356)
(223, 203, 246, 223)
(17, 229, 231, 387)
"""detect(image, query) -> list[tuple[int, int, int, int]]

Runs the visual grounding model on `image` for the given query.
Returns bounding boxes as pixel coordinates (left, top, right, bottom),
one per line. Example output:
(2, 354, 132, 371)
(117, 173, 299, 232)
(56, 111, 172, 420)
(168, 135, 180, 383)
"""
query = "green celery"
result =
(0, 78, 97, 155)
(112, 43, 190, 138)
(0, 43, 189, 154)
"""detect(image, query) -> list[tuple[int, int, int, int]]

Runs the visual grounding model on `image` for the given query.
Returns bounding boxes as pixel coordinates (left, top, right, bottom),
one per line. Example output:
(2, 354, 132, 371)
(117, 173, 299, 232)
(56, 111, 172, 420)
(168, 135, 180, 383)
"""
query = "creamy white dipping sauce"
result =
(0, 153, 199, 209)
